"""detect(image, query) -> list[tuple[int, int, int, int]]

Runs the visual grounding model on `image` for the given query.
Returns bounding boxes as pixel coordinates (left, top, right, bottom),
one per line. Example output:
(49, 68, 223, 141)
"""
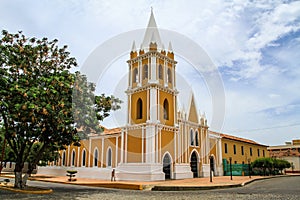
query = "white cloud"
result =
(2, 0, 300, 145)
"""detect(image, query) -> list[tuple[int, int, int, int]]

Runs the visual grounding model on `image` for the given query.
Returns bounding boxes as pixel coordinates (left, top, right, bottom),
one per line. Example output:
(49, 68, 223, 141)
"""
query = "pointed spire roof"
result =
(131, 40, 136, 52)
(168, 41, 173, 52)
(141, 9, 162, 50)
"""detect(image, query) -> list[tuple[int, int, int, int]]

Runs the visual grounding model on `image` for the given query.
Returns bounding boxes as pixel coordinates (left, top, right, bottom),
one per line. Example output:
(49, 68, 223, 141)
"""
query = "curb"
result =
(29, 178, 143, 190)
(152, 175, 299, 191)
(0, 185, 53, 194)
(151, 183, 242, 191)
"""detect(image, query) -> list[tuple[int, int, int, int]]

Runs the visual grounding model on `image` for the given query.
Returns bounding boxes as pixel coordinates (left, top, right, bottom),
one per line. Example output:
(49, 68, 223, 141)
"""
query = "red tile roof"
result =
(209, 131, 268, 147)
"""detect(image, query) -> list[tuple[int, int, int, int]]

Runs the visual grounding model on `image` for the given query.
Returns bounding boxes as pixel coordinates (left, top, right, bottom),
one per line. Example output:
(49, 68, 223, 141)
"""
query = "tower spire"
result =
(141, 9, 162, 50)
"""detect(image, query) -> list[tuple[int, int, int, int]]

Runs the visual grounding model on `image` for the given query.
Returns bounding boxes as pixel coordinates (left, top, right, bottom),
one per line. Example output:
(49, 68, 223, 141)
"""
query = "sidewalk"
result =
(1, 173, 292, 191)
(29, 174, 270, 190)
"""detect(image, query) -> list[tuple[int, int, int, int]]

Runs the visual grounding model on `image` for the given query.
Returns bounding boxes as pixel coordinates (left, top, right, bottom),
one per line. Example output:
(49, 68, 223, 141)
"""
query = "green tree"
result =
(252, 157, 291, 175)
(0, 30, 121, 188)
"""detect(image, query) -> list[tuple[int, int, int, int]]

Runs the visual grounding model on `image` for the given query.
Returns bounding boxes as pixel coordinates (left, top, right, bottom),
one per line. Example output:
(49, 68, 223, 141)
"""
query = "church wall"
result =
(160, 129, 175, 161)
(131, 90, 147, 124)
(78, 139, 89, 167)
(102, 137, 116, 168)
(90, 138, 102, 167)
(127, 129, 143, 163)
(159, 90, 174, 126)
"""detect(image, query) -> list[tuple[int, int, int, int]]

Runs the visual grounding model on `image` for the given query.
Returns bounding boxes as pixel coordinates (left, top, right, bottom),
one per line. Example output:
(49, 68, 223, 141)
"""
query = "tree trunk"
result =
(23, 163, 36, 187)
(14, 163, 24, 188)
(22, 173, 30, 188)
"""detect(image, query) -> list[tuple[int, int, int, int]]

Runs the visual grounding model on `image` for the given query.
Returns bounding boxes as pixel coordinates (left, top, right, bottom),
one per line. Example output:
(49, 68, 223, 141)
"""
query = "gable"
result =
(188, 94, 199, 123)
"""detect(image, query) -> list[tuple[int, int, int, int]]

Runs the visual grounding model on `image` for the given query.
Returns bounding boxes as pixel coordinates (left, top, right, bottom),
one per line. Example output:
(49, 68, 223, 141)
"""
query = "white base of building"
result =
(173, 163, 193, 179)
(38, 166, 112, 180)
(201, 164, 210, 177)
(116, 163, 165, 181)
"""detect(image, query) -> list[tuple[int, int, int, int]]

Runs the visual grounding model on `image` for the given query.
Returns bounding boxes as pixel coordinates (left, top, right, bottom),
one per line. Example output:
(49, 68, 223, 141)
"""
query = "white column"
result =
(147, 90, 149, 121)
(173, 95, 176, 124)
(115, 136, 118, 167)
(142, 127, 144, 163)
(145, 124, 155, 163)
(149, 87, 158, 122)
(88, 137, 92, 167)
(172, 63, 176, 88)
(120, 129, 124, 163)
(128, 94, 132, 124)
(159, 128, 162, 163)
(205, 129, 209, 164)
(101, 138, 104, 168)
(150, 56, 157, 82)
(156, 125, 158, 163)
(138, 59, 142, 86)
(217, 138, 222, 165)
(67, 145, 70, 166)
(164, 61, 168, 87)
(77, 146, 80, 167)
(148, 57, 150, 81)
(185, 122, 188, 163)
(125, 128, 128, 163)
(128, 63, 132, 88)
(174, 130, 177, 164)
(157, 89, 160, 121)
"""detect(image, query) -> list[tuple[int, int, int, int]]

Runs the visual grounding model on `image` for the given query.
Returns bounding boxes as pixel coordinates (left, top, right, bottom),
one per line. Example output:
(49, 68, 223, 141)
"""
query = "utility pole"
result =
(229, 157, 232, 180)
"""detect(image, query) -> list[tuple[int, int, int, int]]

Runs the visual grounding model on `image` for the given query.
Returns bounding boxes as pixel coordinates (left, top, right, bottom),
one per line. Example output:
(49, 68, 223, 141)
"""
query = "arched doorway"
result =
(190, 151, 198, 178)
(163, 154, 171, 179)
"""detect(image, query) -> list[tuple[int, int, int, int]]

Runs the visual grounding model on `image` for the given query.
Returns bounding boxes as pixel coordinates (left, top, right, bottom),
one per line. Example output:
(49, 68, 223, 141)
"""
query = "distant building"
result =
(268, 139, 300, 172)
(210, 131, 269, 163)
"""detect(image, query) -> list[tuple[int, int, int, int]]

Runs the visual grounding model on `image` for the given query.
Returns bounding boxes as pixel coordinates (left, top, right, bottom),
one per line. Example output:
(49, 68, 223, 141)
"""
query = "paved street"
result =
(0, 176, 299, 199)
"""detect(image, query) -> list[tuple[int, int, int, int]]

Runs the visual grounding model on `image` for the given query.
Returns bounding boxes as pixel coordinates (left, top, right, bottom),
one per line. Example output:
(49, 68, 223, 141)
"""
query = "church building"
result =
(39, 11, 224, 181)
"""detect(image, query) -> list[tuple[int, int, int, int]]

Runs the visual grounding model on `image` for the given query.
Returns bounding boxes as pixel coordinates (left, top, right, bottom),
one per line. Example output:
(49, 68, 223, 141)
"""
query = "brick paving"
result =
(26, 174, 265, 190)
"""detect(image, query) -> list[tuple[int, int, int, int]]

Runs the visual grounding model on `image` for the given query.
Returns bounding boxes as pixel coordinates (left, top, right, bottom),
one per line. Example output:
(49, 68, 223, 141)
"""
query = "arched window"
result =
(62, 151, 66, 166)
(94, 148, 98, 167)
(159, 64, 163, 79)
(133, 68, 138, 83)
(71, 150, 76, 166)
(107, 148, 112, 167)
(195, 131, 199, 146)
(137, 98, 143, 119)
(143, 64, 148, 80)
(190, 129, 194, 146)
(167, 68, 172, 83)
(82, 149, 86, 167)
(163, 99, 169, 120)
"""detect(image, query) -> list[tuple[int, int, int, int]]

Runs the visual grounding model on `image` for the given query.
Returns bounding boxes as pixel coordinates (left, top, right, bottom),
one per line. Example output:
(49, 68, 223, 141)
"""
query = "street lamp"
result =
(248, 158, 251, 178)
(229, 157, 232, 180)
(209, 156, 213, 182)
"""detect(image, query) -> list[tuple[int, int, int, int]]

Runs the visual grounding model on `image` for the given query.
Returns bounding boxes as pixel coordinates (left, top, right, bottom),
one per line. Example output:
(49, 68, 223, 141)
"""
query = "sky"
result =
(1, 0, 300, 145)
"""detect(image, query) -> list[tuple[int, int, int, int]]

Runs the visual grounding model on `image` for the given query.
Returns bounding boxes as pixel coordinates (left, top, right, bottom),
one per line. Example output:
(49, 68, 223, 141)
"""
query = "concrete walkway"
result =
(29, 174, 268, 190)
(1, 173, 293, 191)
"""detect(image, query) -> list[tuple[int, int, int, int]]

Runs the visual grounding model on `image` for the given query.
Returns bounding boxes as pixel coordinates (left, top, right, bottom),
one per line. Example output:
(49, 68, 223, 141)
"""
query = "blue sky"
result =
(1, 0, 300, 145)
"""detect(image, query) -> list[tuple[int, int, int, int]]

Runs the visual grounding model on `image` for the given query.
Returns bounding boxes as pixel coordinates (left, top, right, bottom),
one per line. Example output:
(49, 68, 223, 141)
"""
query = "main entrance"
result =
(190, 151, 198, 178)
(163, 154, 171, 179)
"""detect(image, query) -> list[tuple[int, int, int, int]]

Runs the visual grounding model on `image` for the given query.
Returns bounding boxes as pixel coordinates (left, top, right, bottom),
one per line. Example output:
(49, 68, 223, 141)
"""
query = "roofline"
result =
(209, 130, 269, 147)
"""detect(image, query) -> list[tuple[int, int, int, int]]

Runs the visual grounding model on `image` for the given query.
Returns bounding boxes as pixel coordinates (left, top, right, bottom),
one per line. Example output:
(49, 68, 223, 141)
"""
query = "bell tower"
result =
(126, 10, 178, 127)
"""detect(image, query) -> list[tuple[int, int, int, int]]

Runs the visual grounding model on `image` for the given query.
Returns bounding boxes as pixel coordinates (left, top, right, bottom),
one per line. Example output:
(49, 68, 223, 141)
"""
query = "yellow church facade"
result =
(39, 11, 269, 181)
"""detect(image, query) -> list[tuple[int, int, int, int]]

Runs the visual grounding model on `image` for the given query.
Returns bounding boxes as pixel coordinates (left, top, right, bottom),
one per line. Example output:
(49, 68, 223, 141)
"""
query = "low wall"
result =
(1, 162, 37, 174)
(38, 166, 112, 180)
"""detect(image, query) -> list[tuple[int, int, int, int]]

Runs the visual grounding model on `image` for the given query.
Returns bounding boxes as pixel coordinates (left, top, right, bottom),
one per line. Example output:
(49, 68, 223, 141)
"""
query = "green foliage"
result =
(0, 30, 121, 188)
(252, 157, 291, 175)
